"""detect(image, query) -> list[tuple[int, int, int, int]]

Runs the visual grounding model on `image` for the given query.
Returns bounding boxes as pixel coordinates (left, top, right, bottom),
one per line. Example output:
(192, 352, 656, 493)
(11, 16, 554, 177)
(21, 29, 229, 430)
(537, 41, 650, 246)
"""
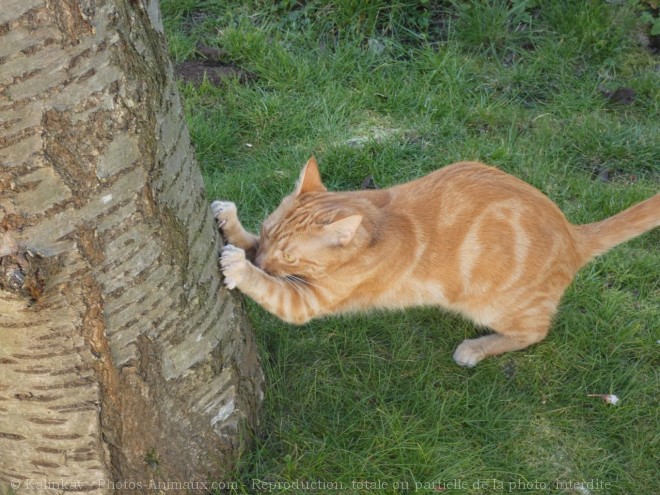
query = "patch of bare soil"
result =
(174, 60, 254, 86)
(174, 45, 255, 86)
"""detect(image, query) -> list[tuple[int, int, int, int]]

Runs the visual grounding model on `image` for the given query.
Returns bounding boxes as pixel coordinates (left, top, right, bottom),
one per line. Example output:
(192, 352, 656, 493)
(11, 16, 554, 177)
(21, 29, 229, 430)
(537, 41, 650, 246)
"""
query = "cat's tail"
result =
(574, 193, 660, 265)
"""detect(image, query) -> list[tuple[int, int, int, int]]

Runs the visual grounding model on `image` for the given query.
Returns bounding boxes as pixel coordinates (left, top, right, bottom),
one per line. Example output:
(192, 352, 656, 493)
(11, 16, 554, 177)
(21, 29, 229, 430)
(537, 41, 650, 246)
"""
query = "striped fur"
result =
(213, 157, 659, 367)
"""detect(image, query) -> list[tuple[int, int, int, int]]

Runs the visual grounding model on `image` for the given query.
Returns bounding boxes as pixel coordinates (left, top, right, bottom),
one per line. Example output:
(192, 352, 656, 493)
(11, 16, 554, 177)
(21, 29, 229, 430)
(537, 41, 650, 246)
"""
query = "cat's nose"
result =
(254, 252, 265, 270)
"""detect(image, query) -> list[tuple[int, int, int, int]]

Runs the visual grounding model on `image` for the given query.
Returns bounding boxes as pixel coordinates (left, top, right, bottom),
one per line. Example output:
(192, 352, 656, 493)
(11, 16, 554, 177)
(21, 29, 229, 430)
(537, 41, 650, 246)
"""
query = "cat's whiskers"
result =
(289, 277, 304, 292)
(283, 274, 319, 292)
(280, 275, 305, 295)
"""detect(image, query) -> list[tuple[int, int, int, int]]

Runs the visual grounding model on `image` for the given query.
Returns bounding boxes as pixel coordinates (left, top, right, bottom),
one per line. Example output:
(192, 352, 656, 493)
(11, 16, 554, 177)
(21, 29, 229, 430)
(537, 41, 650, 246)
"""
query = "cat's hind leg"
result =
(453, 306, 555, 367)
(211, 200, 259, 258)
(453, 328, 549, 367)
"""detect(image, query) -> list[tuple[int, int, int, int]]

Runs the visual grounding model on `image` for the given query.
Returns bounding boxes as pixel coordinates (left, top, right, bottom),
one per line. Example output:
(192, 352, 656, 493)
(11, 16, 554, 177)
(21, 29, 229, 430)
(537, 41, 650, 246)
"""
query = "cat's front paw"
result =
(220, 244, 250, 290)
(211, 200, 238, 230)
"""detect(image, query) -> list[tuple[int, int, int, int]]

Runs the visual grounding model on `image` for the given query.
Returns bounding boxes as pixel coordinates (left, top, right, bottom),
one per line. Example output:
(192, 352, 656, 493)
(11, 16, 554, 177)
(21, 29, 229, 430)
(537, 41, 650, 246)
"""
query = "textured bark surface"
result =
(0, 0, 264, 492)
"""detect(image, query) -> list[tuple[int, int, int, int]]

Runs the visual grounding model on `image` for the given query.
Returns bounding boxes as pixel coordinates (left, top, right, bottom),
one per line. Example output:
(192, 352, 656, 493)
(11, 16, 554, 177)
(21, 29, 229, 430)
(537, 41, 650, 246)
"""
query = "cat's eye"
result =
(282, 253, 297, 263)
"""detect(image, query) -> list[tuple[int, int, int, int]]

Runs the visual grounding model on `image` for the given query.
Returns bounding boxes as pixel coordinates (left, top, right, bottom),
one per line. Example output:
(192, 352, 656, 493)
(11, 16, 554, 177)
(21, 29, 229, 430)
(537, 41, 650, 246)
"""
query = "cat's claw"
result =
(452, 340, 485, 368)
(220, 244, 248, 290)
(211, 200, 237, 230)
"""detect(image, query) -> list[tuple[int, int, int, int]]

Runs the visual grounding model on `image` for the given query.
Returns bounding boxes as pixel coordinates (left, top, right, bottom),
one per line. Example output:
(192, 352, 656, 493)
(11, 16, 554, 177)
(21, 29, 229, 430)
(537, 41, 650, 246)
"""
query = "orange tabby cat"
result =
(212, 157, 659, 367)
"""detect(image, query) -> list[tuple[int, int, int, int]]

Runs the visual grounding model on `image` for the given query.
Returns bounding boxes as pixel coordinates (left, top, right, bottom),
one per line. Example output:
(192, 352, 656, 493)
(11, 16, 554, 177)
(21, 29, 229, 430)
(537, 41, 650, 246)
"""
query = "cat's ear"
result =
(294, 156, 327, 196)
(322, 215, 363, 247)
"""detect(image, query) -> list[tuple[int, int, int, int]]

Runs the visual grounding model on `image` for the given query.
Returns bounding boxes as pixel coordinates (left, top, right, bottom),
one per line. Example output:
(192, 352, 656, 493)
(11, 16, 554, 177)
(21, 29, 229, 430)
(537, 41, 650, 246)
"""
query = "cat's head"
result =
(254, 157, 363, 279)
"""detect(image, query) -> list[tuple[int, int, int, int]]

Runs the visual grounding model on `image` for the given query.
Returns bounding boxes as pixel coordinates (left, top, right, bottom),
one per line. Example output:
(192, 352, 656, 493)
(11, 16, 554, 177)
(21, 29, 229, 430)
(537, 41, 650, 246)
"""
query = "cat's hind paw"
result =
(211, 200, 237, 229)
(452, 339, 486, 368)
(220, 244, 249, 290)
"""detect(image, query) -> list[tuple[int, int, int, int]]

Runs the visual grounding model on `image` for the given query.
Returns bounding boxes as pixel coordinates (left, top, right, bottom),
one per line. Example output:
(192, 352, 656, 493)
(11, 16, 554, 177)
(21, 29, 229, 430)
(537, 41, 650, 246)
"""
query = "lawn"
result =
(160, 1, 659, 494)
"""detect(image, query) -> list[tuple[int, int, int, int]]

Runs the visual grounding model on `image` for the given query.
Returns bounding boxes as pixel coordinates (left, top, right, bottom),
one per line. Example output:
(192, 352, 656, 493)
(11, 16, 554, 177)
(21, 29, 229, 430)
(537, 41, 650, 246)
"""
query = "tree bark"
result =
(0, 0, 264, 492)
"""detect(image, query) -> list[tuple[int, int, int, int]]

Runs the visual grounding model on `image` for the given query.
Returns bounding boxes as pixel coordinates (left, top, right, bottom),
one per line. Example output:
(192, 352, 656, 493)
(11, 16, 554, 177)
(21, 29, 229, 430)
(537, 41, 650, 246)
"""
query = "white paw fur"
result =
(452, 339, 486, 368)
(220, 244, 248, 290)
(211, 200, 237, 228)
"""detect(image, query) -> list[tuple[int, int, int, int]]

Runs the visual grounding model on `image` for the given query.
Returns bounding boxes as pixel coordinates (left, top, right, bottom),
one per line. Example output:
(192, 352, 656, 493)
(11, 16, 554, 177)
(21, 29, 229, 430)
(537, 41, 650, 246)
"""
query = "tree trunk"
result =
(0, 0, 264, 492)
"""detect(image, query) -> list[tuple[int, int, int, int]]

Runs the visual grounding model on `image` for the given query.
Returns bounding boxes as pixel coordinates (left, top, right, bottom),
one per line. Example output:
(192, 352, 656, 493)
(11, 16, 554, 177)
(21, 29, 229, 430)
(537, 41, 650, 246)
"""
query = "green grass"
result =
(161, 1, 659, 493)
